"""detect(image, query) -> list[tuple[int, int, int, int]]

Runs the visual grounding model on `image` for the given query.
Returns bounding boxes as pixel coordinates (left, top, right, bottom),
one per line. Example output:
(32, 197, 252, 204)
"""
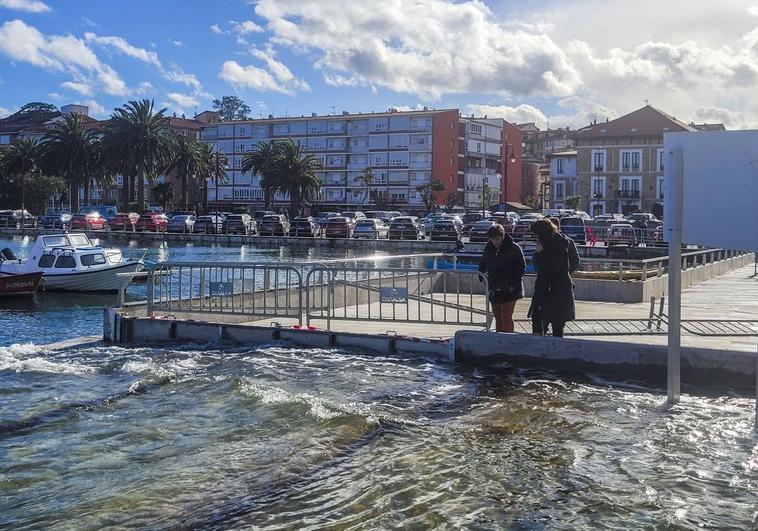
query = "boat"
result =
(427, 243, 538, 274)
(0, 233, 143, 292)
(0, 272, 43, 297)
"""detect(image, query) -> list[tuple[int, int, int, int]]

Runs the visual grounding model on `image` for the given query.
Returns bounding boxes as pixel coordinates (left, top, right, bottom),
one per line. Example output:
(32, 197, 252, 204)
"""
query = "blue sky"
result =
(2, 0, 758, 129)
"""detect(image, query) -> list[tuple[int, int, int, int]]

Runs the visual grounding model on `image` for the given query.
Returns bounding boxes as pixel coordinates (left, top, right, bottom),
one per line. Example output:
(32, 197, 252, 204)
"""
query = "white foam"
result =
(0, 343, 96, 375)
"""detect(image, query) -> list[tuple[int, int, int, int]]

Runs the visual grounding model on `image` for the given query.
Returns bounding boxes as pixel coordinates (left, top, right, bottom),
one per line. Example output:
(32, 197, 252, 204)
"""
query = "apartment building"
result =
(547, 150, 577, 209)
(198, 108, 522, 212)
(573, 105, 723, 217)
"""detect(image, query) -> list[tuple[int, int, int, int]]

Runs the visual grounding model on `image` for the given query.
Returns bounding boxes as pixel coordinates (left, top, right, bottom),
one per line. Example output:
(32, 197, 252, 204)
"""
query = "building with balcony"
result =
(198, 108, 521, 213)
(573, 105, 724, 217)
(547, 150, 577, 210)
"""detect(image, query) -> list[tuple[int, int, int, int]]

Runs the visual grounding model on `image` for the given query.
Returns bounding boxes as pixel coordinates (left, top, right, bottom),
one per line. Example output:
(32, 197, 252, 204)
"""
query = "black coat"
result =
(532, 232, 576, 322)
(478, 235, 526, 303)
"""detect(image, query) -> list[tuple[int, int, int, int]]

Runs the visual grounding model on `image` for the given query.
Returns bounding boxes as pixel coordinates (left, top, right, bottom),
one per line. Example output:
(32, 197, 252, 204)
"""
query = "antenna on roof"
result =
(644, 99, 650, 105)
(329, 105, 336, 115)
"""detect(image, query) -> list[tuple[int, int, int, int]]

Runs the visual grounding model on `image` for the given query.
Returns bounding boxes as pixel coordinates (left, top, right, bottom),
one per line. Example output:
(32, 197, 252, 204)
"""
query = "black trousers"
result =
(531, 316, 565, 337)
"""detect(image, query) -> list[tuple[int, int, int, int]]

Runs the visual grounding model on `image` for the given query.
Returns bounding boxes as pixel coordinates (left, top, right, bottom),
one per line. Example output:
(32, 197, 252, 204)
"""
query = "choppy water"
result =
(1, 340, 757, 529)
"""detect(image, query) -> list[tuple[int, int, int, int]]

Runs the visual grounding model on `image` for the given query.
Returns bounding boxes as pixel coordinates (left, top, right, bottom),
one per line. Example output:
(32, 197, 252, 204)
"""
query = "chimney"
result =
(342, 110, 349, 115)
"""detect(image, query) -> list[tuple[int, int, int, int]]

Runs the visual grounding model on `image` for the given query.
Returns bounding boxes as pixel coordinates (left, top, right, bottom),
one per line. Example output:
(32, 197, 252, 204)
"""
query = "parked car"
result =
(324, 217, 354, 239)
(253, 210, 276, 224)
(593, 214, 626, 227)
(166, 214, 196, 233)
(136, 212, 168, 232)
(364, 211, 397, 224)
(388, 216, 426, 240)
(109, 212, 140, 231)
(224, 214, 256, 235)
(41, 211, 72, 229)
(340, 211, 366, 224)
(468, 220, 498, 242)
(353, 218, 389, 239)
(430, 219, 462, 242)
(314, 212, 341, 234)
(0, 209, 37, 228)
(166, 210, 196, 219)
(289, 216, 319, 237)
(543, 208, 576, 218)
(462, 212, 491, 232)
(575, 210, 592, 221)
(559, 216, 587, 245)
(606, 223, 637, 247)
(93, 205, 118, 222)
(193, 215, 224, 234)
(70, 211, 107, 230)
(259, 214, 289, 236)
(511, 219, 536, 241)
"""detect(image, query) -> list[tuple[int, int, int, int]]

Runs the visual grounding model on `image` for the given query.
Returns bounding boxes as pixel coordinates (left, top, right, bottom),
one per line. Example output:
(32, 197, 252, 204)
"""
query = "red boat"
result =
(0, 272, 43, 297)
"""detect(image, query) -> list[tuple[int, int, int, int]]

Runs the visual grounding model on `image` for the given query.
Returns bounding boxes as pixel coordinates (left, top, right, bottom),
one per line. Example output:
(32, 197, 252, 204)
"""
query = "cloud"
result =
(219, 47, 309, 95)
(61, 80, 94, 96)
(81, 99, 107, 118)
(167, 92, 199, 108)
(136, 81, 153, 95)
(84, 32, 161, 68)
(168, 39, 185, 47)
(210, 24, 222, 34)
(232, 20, 264, 34)
(253, 0, 580, 100)
(466, 96, 619, 129)
(0, 0, 50, 13)
(0, 19, 129, 96)
(80, 17, 98, 28)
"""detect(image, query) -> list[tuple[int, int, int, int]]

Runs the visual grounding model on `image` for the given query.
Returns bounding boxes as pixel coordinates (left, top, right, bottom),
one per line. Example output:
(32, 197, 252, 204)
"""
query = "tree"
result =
(565, 195, 583, 210)
(212, 96, 251, 121)
(0, 138, 42, 212)
(16, 102, 57, 114)
(241, 140, 281, 210)
(151, 182, 174, 212)
(416, 179, 445, 213)
(524, 195, 537, 209)
(445, 190, 461, 211)
(101, 100, 171, 211)
(273, 139, 322, 218)
(40, 113, 100, 212)
(164, 134, 207, 210)
(25, 175, 68, 214)
(354, 166, 374, 208)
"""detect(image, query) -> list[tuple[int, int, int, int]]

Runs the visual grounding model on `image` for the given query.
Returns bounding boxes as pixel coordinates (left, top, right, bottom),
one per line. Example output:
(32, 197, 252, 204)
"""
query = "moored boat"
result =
(0, 233, 143, 292)
(0, 272, 43, 297)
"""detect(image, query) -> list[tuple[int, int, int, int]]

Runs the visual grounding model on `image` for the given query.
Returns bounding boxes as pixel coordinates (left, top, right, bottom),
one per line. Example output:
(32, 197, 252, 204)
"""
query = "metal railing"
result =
(304, 266, 489, 330)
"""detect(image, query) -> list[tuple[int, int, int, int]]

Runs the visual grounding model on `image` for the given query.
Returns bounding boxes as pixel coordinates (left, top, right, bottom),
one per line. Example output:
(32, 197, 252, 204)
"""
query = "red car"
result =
(136, 213, 168, 232)
(324, 217, 354, 238)
(109, 212, 140, 231)
(70, 212, 107, 230)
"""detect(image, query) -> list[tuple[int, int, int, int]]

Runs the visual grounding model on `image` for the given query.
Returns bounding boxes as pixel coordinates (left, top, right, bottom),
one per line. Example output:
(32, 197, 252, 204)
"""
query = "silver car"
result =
(353, 219, 389, 239)
(167, 215, 195, 233)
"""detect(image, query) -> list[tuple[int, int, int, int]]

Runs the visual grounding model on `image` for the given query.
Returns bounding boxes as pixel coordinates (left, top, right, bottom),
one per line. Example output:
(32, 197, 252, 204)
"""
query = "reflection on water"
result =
(0, 342, 756, 529)
(0, 236, 355, 346)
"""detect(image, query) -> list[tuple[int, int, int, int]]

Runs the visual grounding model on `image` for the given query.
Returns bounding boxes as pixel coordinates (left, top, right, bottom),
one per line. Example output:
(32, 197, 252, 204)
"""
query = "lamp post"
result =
(213, 150, 228, 244)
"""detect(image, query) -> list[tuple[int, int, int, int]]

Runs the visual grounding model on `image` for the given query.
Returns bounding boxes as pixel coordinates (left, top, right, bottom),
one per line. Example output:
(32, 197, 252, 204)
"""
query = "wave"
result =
(0, 343, 96, 376)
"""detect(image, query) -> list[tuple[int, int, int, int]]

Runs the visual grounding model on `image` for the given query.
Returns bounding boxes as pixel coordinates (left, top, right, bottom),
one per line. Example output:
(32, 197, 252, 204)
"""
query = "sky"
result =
(1, 0, 758, 129)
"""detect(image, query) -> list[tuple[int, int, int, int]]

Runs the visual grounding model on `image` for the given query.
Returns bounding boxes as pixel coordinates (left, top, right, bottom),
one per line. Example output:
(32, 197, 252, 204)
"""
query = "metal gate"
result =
(304, 266, 490, 330)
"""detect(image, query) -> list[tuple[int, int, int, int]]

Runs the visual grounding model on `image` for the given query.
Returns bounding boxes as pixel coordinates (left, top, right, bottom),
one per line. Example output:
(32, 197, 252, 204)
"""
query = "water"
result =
(0, 235, 358, 346)
(1, 341, 756, 529)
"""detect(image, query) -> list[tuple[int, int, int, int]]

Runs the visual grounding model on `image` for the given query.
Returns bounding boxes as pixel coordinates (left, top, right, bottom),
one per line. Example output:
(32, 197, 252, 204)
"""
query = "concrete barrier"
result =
(454, 330, 757, 389)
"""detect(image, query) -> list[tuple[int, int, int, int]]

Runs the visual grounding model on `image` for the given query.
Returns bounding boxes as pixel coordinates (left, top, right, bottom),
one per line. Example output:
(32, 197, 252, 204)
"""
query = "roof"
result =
(0, 110, 60, 134)
(202, 108, 459, 126)
(169, 117, 204, 130)
(573, 105, 696, 139)
(691, 123, 726, 131)
(546, 149, 577, 158)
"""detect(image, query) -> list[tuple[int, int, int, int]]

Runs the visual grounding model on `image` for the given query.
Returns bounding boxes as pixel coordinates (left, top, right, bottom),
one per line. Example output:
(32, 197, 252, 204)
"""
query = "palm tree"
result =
(0, 138, 42, 213)
(240, 140, 280, 210)
(151, 182, 174, 212)
(273, 139, 322, 218)
(39, 113, 102, 212)
(196, 142, 216, 213)
(164, 134, 206, 210)
(101, 100, 171, 211)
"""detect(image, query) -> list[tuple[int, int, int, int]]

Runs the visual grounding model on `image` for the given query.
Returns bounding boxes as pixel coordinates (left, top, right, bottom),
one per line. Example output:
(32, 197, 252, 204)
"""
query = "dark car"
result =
(468, 220, 497, 242)
(559, 216, 587, 245)
(41, 211, 72, 229)
(193, 215, 224, 234)
(259, 214, 289, 236)
(324, 217, 353, 239)
(136, 213, 168, 232)
(430, 219, 462, 242)
(224, 214, 256, 235)
(314, 212, 340, 234)
(511, 219, 536, 242)
(109, 212, 140, 231)
(462, 212, 491, 232)
(290, 216, 319, 237)
(252, 211, 276, 224)
(0, 209, 37, 228)
(388, 216, 426, 240)
(166, 214, 196, 233)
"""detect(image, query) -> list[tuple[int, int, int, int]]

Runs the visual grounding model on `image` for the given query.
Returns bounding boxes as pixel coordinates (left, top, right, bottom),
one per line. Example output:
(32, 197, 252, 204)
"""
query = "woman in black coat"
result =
(529, 218, 576, 337)
(478, 224, 526, 332)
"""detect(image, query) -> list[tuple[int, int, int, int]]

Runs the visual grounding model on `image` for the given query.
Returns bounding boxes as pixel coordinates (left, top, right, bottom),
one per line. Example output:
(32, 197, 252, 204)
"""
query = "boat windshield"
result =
(42, 235, 71, 247)
(69, 234, 91, 247)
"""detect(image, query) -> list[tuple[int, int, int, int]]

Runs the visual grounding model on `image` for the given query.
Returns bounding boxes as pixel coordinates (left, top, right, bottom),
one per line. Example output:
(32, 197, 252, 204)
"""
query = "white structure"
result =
(460, 118, 504, 209)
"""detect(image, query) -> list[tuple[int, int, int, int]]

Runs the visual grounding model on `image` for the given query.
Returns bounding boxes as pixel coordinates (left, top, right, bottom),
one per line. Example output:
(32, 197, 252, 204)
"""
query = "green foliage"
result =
(445, 191, 461, 210)
(164, 134, 211, 209)
(564, 195, 583, 210)
(416, 179, 446, 213)
(25, 174, 67, 214)
(524, 195, 537, 208)
(212, 96, 250, 121)
(16, 102, 57, 114)
(151, 182, 175, 211)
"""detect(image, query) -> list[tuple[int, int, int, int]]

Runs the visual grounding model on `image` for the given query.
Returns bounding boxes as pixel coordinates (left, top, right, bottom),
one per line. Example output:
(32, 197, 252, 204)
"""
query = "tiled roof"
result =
(169, 117, 204, 130)
(0, 110, 60, 134)
(574, 105, 696, 138)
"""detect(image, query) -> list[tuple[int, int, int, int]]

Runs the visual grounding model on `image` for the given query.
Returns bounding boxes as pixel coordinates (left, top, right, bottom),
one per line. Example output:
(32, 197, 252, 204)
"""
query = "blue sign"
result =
(209, 281, 234, 296)
(380, 287, 408, 303)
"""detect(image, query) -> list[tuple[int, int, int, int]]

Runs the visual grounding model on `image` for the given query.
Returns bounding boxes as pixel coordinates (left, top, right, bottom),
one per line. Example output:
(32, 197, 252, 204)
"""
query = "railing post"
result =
(146, 267, 155, 317)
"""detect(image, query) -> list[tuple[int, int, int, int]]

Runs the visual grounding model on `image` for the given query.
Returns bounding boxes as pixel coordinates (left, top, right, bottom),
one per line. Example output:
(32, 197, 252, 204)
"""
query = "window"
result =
(476, 142, 481, 152)
(555, 182, 564, 199)
(54, 255, 76, 268)
(657, 177, 665, 200)
(592, 177, 605, 199)
(556, 158, 564, 174)
(593, 151, 605, 172)
(621, 152, 630, 171)
(81, 253, 106, 266)
(38, 254, 55, 268)
(469, 124, 482, 134)
(43, 235, 71, 247)
(659, 149, 665, 172)
(631, 152, 640, 171)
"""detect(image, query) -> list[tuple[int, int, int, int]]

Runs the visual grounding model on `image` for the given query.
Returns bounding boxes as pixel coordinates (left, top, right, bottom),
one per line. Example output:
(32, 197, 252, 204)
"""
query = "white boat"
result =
(0, 233, 143, 292)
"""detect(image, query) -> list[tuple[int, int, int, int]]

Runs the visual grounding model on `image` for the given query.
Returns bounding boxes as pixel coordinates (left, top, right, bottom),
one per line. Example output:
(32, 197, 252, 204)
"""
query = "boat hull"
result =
(0, 272, 43, 297)
(39, 262, 143, 292)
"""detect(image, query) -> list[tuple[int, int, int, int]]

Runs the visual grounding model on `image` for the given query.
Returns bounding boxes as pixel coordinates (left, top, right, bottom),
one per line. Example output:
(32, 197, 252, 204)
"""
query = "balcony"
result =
(593, 166, 604, 172)
(616, 190, 641, 199)
(592, 191, 605, 200)
(621, 165, 641, 172)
